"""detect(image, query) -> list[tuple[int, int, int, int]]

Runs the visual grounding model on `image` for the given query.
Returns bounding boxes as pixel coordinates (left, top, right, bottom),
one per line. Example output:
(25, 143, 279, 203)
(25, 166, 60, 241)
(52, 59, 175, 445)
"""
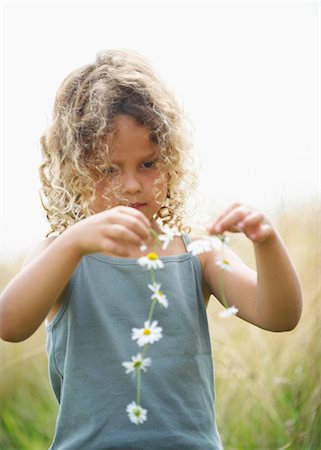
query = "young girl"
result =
(0, 49, 302, 450)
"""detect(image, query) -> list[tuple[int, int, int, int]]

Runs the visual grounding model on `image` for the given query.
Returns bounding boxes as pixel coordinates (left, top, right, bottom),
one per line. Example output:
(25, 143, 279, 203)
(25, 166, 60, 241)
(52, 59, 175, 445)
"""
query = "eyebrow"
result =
(110, 151, 158, 165)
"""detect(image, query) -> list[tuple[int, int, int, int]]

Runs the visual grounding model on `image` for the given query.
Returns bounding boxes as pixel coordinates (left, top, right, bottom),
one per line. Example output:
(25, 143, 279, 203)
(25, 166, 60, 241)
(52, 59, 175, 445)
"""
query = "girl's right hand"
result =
(62, 206, 152, 258)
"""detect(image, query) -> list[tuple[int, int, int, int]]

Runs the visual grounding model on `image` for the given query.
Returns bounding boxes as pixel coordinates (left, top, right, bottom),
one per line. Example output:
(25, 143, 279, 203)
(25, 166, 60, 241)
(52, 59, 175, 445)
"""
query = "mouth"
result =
(129, 203, 146, 210)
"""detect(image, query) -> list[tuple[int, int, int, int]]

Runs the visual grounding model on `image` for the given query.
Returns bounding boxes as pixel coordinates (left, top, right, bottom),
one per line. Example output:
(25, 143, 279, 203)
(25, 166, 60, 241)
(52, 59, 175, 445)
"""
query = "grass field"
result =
(1, 201, 320, 450)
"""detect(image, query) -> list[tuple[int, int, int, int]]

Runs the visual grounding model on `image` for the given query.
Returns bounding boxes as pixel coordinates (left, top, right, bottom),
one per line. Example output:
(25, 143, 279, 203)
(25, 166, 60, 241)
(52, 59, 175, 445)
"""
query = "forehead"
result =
(109, 115, 156, 157)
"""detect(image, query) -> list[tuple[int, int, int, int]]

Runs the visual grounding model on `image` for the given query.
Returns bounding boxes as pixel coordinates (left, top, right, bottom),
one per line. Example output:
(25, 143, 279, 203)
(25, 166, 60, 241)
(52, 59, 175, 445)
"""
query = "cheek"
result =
(150, 174, 167, 196)
(94, 180, 115, 206)
(150, 169, 167, 188)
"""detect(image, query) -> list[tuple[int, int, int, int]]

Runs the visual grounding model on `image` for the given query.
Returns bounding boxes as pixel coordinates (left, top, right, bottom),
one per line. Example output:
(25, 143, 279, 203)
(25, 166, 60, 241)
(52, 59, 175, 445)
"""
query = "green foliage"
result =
(0, 350, 58, 450)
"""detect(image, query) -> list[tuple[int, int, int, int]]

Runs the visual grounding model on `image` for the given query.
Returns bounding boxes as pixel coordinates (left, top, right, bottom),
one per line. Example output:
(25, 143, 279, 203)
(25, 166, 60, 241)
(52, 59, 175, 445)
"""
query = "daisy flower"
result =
(132, 320, 163, 347)
(218, 306, 239, 318)
(215, 256, 233, 271)
(148, 282, 169, 308)
(158, 224, 178, 250)
(122, 353, 152, 374)
(126, 401, 148, 425)
(187, 238, 221, 256)
(137, 253, 164, 270)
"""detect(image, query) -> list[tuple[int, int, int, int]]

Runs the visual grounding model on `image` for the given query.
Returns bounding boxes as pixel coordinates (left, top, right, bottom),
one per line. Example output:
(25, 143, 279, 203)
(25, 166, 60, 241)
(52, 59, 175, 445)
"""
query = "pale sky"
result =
(1, 0, 320, 263)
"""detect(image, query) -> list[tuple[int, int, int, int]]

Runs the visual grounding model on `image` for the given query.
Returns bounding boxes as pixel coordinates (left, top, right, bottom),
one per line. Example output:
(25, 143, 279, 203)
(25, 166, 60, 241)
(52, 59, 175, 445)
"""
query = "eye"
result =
(142, 161, 155, 169)
(104, 165, 118, 175)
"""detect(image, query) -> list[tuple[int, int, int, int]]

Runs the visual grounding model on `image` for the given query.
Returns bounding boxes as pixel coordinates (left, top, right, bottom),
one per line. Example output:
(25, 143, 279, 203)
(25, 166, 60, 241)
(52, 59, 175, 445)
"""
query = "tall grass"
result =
(1, 202, 320, 449)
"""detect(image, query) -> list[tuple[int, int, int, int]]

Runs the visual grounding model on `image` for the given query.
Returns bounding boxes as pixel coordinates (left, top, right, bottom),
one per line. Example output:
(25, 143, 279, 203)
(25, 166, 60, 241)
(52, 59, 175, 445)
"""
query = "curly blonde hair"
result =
(39, 49, 198, 236)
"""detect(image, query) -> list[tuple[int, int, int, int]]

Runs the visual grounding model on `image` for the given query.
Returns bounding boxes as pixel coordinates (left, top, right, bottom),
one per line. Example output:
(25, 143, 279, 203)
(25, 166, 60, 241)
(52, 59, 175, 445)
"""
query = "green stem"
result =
(219, 268, 229, 309)
(148, 269, 157, 321)
(148, 299, 157, 323)
(149, 228, 160, 250)
(219, 238, 229, 308)
(141, 344, 149, 359)
(150, 268, 155, 285)
(136, 368, 141, 404)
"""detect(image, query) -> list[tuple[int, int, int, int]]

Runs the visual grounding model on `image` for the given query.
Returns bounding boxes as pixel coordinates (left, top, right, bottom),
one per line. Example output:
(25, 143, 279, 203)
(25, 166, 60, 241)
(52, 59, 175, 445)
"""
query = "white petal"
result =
(187, 239, 213, 255)
(137, 256, 148, 267)
(141, 357, 152, 372)
(122, 361, 134, 374)
(154, 259, 164, 269)
(209, 236, 223, 250)
(219, 306, 239, 318)
(148, 282, 161, 294)
(154, 291, 168, 308)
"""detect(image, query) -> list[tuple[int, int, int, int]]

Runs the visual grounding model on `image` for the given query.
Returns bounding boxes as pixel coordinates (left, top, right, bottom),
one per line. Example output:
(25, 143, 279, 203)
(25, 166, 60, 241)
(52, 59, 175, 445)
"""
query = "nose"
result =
(121, 172, 142, 195)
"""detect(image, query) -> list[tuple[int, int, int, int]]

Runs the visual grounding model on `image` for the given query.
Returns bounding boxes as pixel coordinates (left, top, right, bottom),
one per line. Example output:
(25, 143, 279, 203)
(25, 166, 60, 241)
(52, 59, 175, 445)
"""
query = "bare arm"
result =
(0, 235, 81, 342)
(253, 229, 302, 331)
(0, 206, 151, 342)
(205, 203, 302, 332)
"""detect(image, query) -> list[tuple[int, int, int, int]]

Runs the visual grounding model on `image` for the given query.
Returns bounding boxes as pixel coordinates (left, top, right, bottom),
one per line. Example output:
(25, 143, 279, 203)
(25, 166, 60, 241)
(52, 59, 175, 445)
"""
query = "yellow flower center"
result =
(147, 252, 158, 260)
(143, 329, 151, 335)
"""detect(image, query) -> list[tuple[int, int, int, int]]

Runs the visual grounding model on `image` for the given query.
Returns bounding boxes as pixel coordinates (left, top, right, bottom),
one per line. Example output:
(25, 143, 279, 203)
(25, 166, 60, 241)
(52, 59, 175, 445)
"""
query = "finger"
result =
(101, 237, 130, 257)
(248, 224, 274, 243)
(211, 206, 250, 234)
(104, 223, 148, 247)
(117, 205, 151, 229)
(212, 202, 243, 225)
(238, 212, 264, 229)
(108, 211, 151, 241)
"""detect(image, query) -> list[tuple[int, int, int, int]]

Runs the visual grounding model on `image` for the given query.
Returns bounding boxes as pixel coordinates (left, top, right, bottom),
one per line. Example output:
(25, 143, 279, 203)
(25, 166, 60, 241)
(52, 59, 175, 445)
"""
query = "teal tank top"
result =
(45, 234, 224, 449)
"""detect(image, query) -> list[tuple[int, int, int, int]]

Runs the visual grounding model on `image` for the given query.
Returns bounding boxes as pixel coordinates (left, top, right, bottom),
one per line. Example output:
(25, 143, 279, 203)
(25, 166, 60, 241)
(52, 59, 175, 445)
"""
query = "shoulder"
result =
(185, 233, 218, 305)
(22, 235, 58, 268)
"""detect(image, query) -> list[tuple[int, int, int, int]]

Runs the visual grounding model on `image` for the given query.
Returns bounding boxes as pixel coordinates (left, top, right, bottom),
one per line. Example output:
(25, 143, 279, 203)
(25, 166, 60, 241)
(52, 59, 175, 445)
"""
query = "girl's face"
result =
(93, 114, 167, 222)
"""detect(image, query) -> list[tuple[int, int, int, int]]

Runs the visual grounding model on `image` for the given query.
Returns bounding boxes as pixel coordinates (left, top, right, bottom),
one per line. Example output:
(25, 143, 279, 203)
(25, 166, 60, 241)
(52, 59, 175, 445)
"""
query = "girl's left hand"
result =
(207, 202, 276, 244)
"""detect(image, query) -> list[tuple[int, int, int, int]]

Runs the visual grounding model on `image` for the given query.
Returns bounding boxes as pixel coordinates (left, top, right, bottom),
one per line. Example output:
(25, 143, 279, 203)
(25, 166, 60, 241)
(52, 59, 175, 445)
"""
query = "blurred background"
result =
(1, 1, 320, 449)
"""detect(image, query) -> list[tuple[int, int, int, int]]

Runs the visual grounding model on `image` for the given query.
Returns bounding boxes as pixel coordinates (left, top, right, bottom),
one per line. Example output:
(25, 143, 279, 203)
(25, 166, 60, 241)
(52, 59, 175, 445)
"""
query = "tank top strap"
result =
(181, 233, 203, 283)
(181, 232, 192, 249)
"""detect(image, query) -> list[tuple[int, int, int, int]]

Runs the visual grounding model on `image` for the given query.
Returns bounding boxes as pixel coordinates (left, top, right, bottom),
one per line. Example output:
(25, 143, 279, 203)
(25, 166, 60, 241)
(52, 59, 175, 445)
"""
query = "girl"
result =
(0, 49, 302, 450)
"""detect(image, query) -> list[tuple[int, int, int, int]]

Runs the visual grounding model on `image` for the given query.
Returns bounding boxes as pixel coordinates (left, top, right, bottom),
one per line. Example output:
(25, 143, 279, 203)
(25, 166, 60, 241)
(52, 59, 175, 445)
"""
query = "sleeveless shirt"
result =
(45, 234, 224, 450)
